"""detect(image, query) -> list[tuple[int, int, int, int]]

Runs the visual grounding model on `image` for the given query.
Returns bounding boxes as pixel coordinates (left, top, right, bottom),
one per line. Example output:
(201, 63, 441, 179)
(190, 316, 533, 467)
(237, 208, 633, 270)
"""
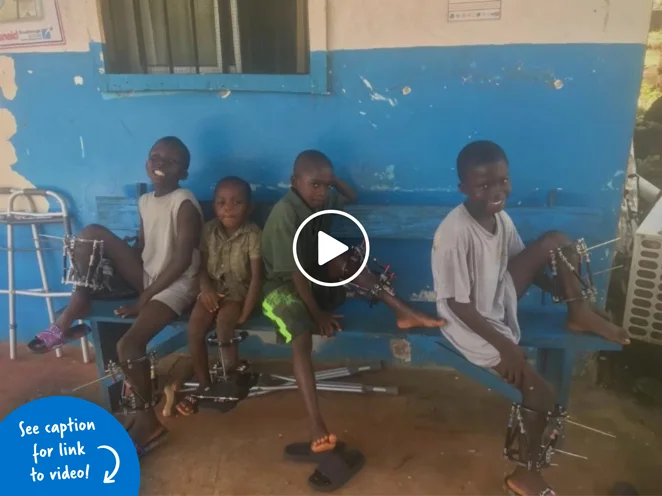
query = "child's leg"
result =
(174, 299, 217, 416)
(494, 360, 557, 496)
(508, 231, 629, 345)
(326, 253, 445, 330)
(28, 224, 143, 353)
(215, 300, 243, 373)
(262, 286, 336, 453)
(116, 300, 176, 448)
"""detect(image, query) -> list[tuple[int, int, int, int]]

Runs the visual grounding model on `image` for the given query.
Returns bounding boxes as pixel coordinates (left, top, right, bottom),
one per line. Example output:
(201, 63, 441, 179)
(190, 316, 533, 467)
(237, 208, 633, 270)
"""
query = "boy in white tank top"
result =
(27, 136, 203, 458)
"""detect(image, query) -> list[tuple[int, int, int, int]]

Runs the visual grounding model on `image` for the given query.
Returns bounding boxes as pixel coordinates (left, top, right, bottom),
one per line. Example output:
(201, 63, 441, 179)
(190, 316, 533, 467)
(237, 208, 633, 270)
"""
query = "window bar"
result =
(132, 0, 148, 73)
(229, 0, 243, 73)
(189, 0, 200, 73)
(213, 0, 224, 72)
(162, 0, 174, 73)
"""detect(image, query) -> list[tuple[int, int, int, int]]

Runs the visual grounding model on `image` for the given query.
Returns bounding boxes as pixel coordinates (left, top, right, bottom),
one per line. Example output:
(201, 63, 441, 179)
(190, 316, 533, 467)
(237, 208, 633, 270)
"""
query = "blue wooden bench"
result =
(66, 187, 622, 413)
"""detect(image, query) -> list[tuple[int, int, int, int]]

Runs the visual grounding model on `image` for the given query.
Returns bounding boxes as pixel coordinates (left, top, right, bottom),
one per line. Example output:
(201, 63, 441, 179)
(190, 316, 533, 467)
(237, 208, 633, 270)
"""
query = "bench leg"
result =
(536, 348, 575, 410)
(91, 321, 131, 412)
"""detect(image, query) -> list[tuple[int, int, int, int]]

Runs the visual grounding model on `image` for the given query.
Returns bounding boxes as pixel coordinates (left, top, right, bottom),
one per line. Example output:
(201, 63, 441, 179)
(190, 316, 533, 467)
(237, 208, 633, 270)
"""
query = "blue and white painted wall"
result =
(0, 0, 653, 344)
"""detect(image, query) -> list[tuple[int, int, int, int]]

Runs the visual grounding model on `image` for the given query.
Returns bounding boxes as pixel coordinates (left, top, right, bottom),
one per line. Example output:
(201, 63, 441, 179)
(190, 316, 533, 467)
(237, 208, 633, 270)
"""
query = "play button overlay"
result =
(318, 231, 349, 266)
(293, 209, 370, 288)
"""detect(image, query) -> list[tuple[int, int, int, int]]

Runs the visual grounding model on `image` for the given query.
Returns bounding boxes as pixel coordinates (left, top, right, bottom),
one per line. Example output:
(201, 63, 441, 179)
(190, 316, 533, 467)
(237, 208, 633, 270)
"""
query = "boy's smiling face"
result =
(145, 141, 187, 187)
(460, 160, 511, 216)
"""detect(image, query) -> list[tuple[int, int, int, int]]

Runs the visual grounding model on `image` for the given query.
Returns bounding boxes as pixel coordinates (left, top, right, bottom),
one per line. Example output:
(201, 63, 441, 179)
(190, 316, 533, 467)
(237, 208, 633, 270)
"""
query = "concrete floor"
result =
(1, 343, 661, 495)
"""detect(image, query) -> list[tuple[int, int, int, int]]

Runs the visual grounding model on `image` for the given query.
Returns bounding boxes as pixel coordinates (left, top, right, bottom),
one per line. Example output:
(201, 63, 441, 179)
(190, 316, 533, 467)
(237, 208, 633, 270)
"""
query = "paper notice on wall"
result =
(0, 0, 64, 49)
(448, 0, 502, 22)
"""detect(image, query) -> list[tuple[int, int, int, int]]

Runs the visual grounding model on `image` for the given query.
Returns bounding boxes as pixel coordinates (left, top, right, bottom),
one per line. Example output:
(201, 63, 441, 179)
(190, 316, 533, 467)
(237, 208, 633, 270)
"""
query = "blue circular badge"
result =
(0, 396, 140, 495)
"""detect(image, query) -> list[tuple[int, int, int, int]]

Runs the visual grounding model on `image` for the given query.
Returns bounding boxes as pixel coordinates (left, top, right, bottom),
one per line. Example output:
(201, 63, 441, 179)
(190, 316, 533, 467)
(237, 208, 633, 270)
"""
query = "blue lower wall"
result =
(0, 42, 644, 343)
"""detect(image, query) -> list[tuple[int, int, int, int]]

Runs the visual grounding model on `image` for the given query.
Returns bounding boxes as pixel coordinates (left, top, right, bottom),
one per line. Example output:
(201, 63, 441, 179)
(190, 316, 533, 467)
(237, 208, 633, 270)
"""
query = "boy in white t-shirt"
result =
(431, 140, 630, 496)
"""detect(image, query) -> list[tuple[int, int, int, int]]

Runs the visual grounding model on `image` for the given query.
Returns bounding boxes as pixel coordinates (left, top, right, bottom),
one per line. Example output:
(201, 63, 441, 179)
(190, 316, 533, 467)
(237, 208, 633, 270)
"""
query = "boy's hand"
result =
(313, 311, 343, 337)
(329, 175, 357, 204)
(496, 339, 528, 389)
(199, 288, 223, 313)
(114, 293, 149, 318)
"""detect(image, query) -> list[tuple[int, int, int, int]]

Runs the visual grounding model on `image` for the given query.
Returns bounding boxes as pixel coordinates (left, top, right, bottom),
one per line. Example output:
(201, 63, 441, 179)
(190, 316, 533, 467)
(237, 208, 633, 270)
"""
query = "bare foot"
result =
(567, 307, 630, 345)
(311, 433, 338, 453)
(396, 309, 446, 330)
(505, 467, 555, 496)
(162, 382, 179, 417)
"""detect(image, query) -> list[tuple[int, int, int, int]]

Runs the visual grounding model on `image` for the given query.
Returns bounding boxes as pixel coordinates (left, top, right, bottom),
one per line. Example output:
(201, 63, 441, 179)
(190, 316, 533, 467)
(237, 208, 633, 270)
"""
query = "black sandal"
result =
(308, 449, 365, 493)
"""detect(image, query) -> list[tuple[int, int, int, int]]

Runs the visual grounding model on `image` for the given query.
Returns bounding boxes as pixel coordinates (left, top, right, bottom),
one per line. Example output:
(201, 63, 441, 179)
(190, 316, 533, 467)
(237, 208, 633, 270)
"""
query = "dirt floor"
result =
(1, 343, 661, 496)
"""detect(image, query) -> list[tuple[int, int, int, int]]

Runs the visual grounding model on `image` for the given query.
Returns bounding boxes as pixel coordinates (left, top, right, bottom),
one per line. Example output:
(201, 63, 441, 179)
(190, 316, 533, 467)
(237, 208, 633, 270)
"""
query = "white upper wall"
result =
(0, 0, 652, 55)
(328, 0, 654, 50)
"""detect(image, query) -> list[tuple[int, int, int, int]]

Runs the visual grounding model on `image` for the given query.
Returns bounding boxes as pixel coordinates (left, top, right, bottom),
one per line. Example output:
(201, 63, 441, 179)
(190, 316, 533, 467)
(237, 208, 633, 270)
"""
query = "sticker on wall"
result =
(448, 0, 501, 22)
(0, 0, 64, 49)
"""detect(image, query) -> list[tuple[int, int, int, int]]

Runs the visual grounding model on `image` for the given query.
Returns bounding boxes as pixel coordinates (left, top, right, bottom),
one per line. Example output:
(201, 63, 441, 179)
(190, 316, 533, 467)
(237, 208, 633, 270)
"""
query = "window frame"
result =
(95, 0, 328, 95)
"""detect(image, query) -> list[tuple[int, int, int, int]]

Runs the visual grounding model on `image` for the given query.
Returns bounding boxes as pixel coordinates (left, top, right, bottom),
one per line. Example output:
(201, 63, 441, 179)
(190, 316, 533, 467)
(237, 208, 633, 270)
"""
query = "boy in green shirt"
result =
(261, 150, 445, 491)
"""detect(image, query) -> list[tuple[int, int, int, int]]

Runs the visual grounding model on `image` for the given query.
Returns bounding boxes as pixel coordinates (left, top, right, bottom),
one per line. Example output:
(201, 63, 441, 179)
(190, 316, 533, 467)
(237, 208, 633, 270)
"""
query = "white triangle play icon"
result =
(318, 231, 349, 266)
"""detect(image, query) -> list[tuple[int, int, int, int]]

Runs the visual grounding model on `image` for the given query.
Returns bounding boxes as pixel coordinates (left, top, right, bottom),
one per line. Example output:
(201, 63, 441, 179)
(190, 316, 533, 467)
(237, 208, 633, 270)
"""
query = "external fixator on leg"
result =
(342, 242, 396, 307)
(71, 352, 161, 414)
(504, 403, 567, 471)
(548, 238, 597, 304)
(178, 331, 259, 412)
(504, 402, 617, 471)
(62, 235, 106, 291)
(61, 235, 138, 300)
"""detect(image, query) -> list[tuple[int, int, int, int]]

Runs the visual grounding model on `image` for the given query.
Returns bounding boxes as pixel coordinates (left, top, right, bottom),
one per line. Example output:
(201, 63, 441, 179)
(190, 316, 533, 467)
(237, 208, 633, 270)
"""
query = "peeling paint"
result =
(79, 136, 85, 158)
(0, 110, 47, 212)
(359, 111, 367, 116)
(410, 289, 436, 302)
(27, 70, 33, 75)
(359, 76, 398, 107)
(604, 169, 625, 190)
(74, 76, 84, 86)
(374, 165, 396, 181)
(0, 56, 18, 100)
(0, 58, 46, 212)
(219, 90, 231, 99)
(402, 86, 412, 95)
(390, 338, 412, 363)
(552, 79, 563, 89)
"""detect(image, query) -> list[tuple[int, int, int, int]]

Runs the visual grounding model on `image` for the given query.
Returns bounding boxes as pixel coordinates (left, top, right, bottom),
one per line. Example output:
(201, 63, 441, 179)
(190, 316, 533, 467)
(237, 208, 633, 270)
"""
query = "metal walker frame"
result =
(0, 188, 89, 362)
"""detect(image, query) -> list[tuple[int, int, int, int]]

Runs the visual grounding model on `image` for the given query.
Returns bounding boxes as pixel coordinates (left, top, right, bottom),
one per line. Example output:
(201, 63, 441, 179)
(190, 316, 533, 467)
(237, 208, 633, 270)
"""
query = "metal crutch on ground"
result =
(0, 188, 89, 362)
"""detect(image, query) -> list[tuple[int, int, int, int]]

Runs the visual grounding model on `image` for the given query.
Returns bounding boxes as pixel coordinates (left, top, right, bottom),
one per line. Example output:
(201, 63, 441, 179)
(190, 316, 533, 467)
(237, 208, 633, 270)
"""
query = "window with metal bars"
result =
(100, 0, 310, 76)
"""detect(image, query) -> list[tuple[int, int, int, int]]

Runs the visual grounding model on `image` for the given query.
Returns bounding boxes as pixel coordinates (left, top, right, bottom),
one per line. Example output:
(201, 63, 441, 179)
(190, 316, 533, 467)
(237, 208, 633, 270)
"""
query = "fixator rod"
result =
(586, 238, 620, 251)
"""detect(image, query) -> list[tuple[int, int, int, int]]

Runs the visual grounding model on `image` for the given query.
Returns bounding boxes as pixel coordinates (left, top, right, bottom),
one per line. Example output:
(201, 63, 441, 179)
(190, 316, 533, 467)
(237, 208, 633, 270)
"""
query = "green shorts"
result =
(262, 283, 346, 344)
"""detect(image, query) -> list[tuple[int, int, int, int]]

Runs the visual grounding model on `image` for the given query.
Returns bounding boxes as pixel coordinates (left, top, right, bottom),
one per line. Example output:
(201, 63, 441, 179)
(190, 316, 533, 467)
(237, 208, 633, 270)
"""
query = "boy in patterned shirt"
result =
(174, 176, 262, 416)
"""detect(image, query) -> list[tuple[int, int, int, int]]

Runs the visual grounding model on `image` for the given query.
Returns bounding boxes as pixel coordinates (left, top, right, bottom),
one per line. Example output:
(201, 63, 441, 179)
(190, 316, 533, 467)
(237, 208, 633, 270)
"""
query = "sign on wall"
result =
(448, 0, 502, 22)
(0, 0, 64, 49)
